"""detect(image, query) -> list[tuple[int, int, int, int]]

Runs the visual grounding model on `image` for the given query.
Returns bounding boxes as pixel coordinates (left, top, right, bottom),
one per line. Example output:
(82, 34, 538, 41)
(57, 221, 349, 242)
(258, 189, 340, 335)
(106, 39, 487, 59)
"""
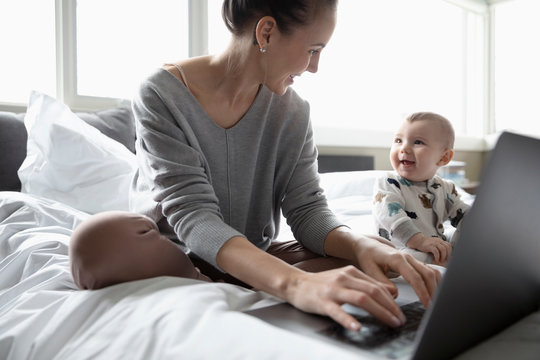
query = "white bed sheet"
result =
(0, 171, 481, 360)
(0, 189, 379, 360)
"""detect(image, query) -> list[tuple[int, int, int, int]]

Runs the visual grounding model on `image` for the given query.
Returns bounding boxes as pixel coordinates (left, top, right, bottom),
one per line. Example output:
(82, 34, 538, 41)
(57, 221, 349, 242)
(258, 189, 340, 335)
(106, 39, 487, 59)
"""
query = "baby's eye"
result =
(394, 138, 402, 144)
(414, 140, 424, 145)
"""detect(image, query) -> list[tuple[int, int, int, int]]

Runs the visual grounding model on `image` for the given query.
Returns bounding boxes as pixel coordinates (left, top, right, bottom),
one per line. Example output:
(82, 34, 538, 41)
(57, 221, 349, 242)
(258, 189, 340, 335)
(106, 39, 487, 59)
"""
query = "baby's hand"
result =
(407, 233, 452, 265)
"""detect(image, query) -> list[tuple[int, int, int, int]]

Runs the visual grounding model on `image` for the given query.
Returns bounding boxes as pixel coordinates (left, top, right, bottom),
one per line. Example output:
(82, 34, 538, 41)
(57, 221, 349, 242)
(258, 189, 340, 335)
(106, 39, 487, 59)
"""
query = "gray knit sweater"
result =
(130, 68, 344, 269)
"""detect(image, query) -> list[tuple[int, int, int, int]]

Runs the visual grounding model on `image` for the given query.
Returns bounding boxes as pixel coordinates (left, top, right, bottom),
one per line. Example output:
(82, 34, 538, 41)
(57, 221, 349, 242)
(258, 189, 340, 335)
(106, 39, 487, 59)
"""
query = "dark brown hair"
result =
(222, 0, 337, 41)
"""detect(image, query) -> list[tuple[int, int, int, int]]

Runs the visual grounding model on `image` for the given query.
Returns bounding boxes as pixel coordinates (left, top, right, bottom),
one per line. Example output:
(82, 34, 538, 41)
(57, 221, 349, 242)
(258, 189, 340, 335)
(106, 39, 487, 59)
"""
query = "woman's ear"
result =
(437, 149, 454, 166)
(255, 16, 277, 50)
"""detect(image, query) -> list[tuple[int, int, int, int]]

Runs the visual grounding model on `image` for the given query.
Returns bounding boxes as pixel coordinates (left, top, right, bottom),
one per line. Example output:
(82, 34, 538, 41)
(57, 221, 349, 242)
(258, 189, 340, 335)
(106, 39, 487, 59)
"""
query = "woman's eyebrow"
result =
(311, 42, 326, 48)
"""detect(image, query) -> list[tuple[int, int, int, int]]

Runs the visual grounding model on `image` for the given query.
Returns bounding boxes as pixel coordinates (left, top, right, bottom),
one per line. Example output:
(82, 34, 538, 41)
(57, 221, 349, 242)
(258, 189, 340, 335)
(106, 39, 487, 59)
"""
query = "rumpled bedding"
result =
(2, 173, 537, 360)
(0, 191, 371, 360)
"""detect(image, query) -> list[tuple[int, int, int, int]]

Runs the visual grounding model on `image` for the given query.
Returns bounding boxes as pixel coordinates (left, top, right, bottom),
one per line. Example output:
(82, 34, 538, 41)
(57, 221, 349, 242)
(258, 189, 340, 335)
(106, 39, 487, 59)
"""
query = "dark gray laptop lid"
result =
(412, 131, 540, 360)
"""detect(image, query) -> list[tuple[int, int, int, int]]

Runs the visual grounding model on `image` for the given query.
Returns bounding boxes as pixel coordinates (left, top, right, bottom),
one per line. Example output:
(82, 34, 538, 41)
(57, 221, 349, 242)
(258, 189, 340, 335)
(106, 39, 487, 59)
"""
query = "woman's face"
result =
(264, 8, 337, 95)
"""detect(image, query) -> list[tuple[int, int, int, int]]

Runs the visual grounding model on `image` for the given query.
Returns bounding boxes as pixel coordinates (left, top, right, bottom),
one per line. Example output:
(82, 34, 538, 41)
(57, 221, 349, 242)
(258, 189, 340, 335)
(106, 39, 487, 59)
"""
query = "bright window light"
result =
(0, 0, 56, 103)
(493, 0, 540, 136)
(208, 0, 231, 54)
(292, 0, 481, 137)
(76, 0, 189, 100)
(6, 0, 536, 143)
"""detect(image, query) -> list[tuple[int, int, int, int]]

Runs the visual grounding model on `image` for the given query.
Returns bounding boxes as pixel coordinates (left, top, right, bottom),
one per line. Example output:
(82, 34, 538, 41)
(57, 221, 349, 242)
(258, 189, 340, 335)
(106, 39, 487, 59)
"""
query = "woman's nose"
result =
(307, 54, 320, 73)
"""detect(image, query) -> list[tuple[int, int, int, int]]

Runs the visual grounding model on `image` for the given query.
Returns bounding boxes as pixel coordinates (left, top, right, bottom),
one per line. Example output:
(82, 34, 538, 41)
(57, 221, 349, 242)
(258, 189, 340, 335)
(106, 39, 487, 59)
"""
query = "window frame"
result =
(0, 0, 516, 151)
(54, 0, 206, 111)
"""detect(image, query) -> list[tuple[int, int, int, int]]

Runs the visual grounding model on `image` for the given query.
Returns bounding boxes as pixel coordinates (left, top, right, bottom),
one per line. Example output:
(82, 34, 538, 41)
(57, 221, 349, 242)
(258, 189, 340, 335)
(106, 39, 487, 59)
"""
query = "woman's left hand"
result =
(324, 227, 441, 307)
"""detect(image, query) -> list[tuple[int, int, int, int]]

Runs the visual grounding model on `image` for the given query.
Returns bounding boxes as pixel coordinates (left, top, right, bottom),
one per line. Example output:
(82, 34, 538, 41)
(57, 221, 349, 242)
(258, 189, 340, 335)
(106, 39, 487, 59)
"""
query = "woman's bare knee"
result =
(70, 211, 134, 289)
(70, 211, 208, 289)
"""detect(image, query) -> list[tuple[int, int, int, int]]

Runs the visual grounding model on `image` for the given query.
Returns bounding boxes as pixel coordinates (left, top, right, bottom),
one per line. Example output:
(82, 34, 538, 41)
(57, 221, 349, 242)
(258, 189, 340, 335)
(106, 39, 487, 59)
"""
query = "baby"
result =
(373, 112, 470, 265)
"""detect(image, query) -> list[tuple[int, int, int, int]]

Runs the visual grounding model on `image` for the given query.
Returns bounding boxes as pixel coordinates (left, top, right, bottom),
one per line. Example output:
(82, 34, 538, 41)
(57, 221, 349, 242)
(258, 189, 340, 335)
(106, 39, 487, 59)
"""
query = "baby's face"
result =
(390, 120, 449, 182)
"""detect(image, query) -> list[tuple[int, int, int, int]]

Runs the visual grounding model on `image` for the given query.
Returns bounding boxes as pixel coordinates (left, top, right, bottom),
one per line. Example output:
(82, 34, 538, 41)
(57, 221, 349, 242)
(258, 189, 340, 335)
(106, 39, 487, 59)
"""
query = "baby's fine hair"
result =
(222, 0, 338, 40)
(406, 112, 455, 149)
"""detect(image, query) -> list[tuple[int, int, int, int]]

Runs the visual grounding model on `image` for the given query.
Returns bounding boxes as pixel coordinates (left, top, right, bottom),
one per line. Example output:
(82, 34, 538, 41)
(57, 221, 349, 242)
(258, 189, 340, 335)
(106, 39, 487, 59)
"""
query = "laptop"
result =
(246, 131, 540, 359)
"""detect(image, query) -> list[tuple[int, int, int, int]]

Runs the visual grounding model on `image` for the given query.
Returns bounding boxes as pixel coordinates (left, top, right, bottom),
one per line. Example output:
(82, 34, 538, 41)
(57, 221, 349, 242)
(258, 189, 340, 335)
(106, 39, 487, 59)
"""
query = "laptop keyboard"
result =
(318, 301, 425, 358)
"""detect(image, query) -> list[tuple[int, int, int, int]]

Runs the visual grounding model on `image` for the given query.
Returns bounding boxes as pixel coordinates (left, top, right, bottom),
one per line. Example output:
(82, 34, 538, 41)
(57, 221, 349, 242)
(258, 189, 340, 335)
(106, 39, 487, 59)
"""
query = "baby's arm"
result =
(373, 175, 421, 244)
(406, 233, 452, 266)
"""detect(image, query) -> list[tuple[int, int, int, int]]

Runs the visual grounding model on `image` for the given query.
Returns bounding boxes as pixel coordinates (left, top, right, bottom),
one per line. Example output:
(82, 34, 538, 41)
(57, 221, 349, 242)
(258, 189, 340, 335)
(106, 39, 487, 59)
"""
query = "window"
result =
(76, 0, 189, 100)
(492, 0, 540, 136)
(0, 0, 56, 104)
(208, 0, 230, 54)
(1, 0, 536, 146)
(293, 0, 485, 139)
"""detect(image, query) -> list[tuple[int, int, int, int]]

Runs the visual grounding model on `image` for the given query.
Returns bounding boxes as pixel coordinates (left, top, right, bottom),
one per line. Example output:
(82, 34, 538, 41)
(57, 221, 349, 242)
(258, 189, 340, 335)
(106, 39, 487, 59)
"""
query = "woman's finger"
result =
(325, 281, 405, 330)
(389, 254, 433, 307)
(324, 302, 362, 331)
(358, 261, 399, 298)
(302, 267, 406, 331)
(340, 266, 400, 303)
(406, 256, 441, 304)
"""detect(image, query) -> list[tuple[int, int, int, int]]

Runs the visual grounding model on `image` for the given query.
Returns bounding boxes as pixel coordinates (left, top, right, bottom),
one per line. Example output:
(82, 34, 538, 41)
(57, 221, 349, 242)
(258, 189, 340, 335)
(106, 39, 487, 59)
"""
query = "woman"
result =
(70, 0, 440, 332)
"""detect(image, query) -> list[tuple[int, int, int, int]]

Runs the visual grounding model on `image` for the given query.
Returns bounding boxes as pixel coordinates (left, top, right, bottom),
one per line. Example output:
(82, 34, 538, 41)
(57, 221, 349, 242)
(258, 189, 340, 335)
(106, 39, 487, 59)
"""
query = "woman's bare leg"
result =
(69, 211, 209, 290)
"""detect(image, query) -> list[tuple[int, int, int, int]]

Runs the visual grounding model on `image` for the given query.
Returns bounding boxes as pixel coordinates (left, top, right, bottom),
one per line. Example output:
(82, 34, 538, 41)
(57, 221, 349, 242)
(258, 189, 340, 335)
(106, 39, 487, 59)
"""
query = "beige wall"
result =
(317, 146, 486, 182)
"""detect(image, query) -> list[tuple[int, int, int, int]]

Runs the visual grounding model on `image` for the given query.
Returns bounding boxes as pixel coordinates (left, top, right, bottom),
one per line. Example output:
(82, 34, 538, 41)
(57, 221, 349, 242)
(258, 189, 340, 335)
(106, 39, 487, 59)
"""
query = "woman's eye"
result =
(309, 49, 320, 55)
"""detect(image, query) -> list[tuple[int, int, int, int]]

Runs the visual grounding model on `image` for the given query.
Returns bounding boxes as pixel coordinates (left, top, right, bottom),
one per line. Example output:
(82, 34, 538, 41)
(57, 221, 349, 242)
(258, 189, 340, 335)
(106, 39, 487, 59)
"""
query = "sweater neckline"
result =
(159, 68, 270, 132)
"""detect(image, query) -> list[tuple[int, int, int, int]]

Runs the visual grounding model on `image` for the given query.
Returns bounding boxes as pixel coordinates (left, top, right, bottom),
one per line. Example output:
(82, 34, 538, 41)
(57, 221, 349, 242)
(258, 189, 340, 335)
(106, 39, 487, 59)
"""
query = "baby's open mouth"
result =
(400, 160, 415, 165)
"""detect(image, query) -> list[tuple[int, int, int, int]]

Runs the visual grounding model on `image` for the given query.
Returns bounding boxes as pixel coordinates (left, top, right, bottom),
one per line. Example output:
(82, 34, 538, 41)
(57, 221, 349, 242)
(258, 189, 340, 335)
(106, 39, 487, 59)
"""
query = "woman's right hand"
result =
(218, 236, 406, 331)
(283, 265, 407, 331)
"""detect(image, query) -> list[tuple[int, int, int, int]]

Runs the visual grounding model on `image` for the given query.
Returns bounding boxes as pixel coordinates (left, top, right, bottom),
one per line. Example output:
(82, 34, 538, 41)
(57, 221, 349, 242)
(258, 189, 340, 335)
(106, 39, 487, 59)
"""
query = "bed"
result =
(1, 92, 538, 360)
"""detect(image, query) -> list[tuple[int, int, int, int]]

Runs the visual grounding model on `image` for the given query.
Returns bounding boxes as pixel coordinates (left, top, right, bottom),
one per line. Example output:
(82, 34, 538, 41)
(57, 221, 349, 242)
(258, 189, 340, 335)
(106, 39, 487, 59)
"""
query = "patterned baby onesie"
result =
(373, 172, 470, 255)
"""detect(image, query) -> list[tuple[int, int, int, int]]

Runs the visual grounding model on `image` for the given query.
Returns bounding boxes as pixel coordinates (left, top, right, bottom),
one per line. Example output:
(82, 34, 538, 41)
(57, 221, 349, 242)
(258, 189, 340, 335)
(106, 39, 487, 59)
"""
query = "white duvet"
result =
(0, 171, 405, 360)
(0, 170, 478, 360)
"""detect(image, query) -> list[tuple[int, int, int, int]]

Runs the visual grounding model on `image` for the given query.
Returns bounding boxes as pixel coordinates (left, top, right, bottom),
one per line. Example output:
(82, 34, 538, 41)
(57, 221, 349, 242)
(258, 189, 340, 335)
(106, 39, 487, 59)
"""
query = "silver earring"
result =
(259, 47, 266, 53)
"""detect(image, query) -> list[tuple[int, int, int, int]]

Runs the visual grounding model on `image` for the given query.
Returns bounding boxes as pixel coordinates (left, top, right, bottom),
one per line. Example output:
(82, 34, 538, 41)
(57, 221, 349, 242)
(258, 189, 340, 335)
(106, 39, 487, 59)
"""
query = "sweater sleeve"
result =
(372, 174, 421, 245)
(131, 75, 244, 270)
(280, 120, 344, 256)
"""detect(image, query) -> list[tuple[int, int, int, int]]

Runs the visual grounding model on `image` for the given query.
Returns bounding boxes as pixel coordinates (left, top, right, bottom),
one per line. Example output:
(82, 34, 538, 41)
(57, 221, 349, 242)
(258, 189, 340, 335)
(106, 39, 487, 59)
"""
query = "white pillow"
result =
(18, 91, 137, 214)
(319, 170, 388, 200)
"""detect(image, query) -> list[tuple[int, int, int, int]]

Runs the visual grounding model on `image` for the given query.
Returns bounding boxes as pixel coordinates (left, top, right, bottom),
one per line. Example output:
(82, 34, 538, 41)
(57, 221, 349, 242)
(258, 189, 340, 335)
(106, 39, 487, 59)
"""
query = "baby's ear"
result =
(437, 149, 454, 166)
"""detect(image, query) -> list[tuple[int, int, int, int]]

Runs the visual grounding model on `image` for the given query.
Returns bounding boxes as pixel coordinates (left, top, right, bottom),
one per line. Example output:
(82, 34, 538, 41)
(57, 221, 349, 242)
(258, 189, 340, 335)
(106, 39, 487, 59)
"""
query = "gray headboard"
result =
(317, 154, 374, 173)
(0, 112, 27, 191)
(0, 107, 135, 192)
(1, 107, 373, 191)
